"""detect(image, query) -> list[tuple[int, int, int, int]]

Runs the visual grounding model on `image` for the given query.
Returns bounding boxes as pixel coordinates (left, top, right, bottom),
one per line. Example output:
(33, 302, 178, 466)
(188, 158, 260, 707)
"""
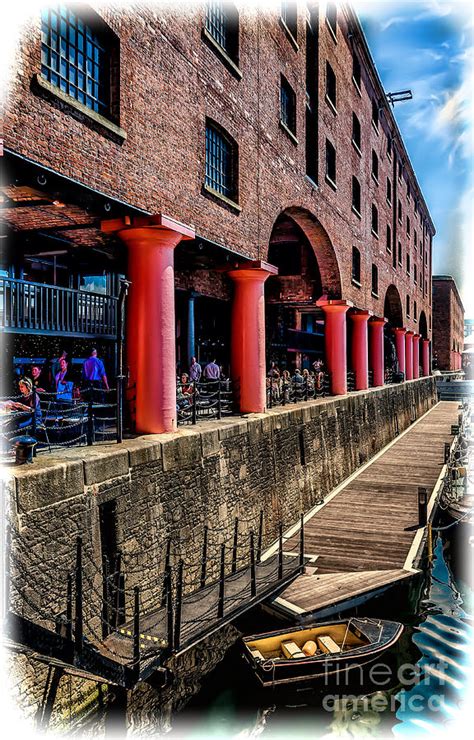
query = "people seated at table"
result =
(1, 378, 43, 430)
(177, 373, 195, 410)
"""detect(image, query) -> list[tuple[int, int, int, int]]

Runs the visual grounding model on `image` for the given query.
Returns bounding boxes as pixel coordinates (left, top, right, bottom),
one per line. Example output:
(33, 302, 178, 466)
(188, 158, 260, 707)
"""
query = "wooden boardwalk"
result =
(268, 401, 459, 619)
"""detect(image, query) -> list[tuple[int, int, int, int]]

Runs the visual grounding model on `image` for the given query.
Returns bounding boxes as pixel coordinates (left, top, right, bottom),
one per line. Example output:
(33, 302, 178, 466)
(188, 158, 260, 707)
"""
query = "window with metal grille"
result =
(205, 1, 239, 64)
(281, 1, 297, 41)
(325, 138, 336, 185)
(205, 121, 237, 201)
(280, 76, 296, 136)
(40, 5, 115, 118)
(352, 112, 361, 151)
(352, 247, 361, 284)
(352, 176, 361, 215)
(371, 264, 379, 296)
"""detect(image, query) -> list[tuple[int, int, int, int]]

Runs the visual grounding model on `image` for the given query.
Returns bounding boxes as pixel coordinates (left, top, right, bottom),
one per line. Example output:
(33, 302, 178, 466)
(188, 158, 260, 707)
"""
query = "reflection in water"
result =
(169, 526, 472, 738)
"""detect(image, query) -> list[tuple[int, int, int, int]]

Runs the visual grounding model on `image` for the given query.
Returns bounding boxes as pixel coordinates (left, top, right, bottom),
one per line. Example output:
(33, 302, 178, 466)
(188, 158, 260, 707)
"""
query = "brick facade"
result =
(432, 276, 464, 370)
(3, 2, 433, 336)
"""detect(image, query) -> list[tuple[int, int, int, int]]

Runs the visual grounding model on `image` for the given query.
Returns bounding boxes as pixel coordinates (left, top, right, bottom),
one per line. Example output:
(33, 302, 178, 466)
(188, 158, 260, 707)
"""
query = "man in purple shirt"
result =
(189, 357, 202, 382)
(203, 359, 220, 381)
(83, 349, 109, 390)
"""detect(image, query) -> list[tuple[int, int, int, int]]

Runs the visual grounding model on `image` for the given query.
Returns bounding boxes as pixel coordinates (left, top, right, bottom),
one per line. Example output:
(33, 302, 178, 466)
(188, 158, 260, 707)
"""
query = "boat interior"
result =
(245, 623, 370, 661)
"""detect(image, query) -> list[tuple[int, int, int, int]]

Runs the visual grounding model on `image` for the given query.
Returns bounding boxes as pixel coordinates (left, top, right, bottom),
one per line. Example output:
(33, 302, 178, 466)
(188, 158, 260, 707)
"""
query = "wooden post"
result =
(231, 517, 239, 574)
(218, 543, 225, 619)
(74, 536, 83, 656)
(165, 565, 173, 652)
(101, 555, 109, 639)
(278, 524, 283, 580)
(299, 512, 305, 568)
(66, 572, 73, 641)
(200, 525, 208, 588)
(133, 586, 140, 673)
(174, 560, 184, 651)
(256, 510, 264, 563)
(250, 531, 256, 597)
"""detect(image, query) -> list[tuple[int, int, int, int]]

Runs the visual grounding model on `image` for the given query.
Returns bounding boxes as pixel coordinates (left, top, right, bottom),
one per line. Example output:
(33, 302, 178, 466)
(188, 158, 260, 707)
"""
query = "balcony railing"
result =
(0, 277, 118, 338)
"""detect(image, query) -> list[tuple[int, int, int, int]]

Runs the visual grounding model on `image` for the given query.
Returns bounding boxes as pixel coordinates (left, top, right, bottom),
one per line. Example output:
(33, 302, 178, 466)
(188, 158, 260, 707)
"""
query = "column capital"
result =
(369, 316, 388, 326)
(317, 298, 353, 313)
(413, 333, 421, 340)
(406, 330, 415, 337)
(393, 326, 407, 335)
(228, 260, 278, 283)
(422, 338, 430, 345)
(349, 308, 373, 321)
(102, 212, 195, 239)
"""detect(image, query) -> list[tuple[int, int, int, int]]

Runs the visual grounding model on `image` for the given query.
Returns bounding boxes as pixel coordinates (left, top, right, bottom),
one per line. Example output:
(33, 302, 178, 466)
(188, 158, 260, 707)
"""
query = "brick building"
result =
(432, 276, 464, 371)
(1, 1, 434, 433)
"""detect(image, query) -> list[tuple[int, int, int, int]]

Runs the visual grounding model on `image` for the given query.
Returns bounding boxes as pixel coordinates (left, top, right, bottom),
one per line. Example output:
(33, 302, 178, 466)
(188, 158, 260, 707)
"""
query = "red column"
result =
(369, 317, 387, 387)
(317, 299, 353, 395)
(405, 331, 414, 380)
(102, 214, 195, 434)
(422, 339, 430, 376)
(413, 333, 421, 379)
(228, 261, 278, 414)
(393, 327, 406, 376)
(349, 310, 371, 390)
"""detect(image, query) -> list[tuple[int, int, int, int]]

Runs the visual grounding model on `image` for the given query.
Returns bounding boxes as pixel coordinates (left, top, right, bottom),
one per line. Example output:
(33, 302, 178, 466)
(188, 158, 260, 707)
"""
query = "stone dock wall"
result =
(5, 378, 436, 730)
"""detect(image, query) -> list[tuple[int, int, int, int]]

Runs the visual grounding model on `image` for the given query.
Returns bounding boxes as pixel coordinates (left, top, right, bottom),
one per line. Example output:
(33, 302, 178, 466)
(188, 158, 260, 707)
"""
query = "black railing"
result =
(266, 373, 330, 408)
(177, 379, 234, 425)
(0, 277, 118, 338)
(347, 370, 356, 393)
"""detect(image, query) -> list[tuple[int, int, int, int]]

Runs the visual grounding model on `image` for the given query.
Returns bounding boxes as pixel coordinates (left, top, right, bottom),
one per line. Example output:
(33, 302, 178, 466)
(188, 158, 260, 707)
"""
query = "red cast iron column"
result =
(405, 331, 414, 381)
(228, 261, 278, 414)
(413, 333, 421, 379)
(422, 339, 430, 376)
(102, 214, 195, 433)
(369, 317, 387, 387)
(393, 327, 407, 377)
(349, 310, 371, 390)
(317, 299, 353, 396)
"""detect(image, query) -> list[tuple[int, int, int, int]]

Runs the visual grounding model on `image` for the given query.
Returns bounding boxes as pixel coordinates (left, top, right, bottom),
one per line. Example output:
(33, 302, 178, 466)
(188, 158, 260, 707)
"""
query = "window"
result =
(352, 176, 361, 215)
(398, 199, 402, 224)
(281, 0, 297, 42)
(406, 295, 410, 318)
(326, 61, 336, 110)
(398, 241, 402, 265)
(372, 98, 379, 130)
(414, 264, 417, 284)
(398, 160, 403, 181)
(204, 1, 239, 66)
(371, 264, 379, 296)
(406, 216, 410, 236)
(407, 182, 411, 202)
(325, 138, 336, 186)
(406, 252, 411, 275)
(386, 177, 392, 205)
(387, 137, 392, 160)
(414, 301, 417, 321)
(280, 75, 296, 137)
(371, 150, 379, 182)
(352, 53, 361, 90)
(414, 230, 417, 249)
(205, 120, 238, 202)
(352, 112, 361, 152)
(386, 223, 392, 252)
(352, 247, 361, 285)
(40, 5, 117, 119)
(326, 1, 337, 38)
(371, 203, 378, 236)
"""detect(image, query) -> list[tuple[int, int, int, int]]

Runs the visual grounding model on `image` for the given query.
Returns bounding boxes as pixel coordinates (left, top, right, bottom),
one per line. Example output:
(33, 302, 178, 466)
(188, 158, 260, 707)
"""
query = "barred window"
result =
(280, 76, 296, 136)
(40, 5, 116, 118)
(205, 1, 239, 64)
(205, 121, 238, 202)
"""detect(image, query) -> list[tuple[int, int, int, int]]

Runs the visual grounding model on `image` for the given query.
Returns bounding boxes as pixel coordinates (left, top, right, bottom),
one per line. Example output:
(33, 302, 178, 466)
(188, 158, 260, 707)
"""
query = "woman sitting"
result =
(2, 378, 43, 430)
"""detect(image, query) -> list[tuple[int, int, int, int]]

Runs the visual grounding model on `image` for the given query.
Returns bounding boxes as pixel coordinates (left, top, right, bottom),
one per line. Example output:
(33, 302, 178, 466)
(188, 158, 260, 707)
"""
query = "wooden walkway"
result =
(268, 401, 459, 619)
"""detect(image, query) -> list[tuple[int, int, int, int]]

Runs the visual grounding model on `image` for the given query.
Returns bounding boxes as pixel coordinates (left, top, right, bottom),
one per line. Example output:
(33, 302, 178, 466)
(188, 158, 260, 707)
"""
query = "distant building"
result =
(432, 276, 464, 371)
(464, 318, 474, 338)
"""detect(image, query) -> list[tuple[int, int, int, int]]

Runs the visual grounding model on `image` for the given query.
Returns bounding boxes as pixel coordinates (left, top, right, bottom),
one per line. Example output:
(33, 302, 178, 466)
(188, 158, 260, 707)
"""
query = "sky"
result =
(353, 0, 474, 317)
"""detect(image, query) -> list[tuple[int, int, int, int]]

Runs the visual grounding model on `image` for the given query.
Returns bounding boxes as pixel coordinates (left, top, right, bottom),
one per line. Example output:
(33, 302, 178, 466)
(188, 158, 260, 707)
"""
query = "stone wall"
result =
(6, 377, 436, 730)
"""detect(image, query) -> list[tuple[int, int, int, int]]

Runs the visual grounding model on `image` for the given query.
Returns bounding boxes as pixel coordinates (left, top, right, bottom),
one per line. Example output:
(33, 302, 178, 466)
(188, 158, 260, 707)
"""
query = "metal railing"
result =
(0, 277, 118, 337)
(177, 379, 234, 425)
(266, 373, 330, 408)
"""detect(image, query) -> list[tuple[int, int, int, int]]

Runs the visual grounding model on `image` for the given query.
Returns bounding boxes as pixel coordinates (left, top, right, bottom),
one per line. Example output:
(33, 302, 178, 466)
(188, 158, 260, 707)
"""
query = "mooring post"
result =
(174, 560, 184, 651)
(256, 510, 264, 563)
(200, 525, 208, 588)
(299, 512, 305, 569)
(74, 536, 83, 657)
(444, 442, 451, 463)
(101, 555, 110, 639)
(133, 586, 140, 675)
(418, 487, 428, 527)
(250, 531, 256, 597)
(231, 517, 239, 574)
(165, 565, 173, 652)
(278, 524, 283, 580)
(218, 543, 225, 619)
(66, 572, 73, 642)
(161, 538, 172, 606)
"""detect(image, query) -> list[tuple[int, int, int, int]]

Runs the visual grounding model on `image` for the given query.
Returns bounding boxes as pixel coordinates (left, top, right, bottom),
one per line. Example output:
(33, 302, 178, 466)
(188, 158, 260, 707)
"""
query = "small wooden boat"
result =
(242, 617, 403, 686)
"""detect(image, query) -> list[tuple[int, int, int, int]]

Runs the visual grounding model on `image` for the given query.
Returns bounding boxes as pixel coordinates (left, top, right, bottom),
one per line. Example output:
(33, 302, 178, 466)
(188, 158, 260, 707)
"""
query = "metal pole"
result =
(116, 279, 130, 444)
(250, 531, 256, 597)
(174, 560, 183, 651)
(31, 384, 37, 437)
(66, 572, 73, 641)
(74, 536, 83, 656)
(161, 538, 172, 606)
(165, 565, 173, 652)
(282, 380, 286, 406)
(192, 381, 197, 425)
(133, 586, 140, 672)
(256, 510, 264, 563)
(101, 555, 109, 639)
(87, 390, 94, 446)
(113, 551, 122, 629)
(218, 543, 225, 619)
(4, 524, 11, 618)
(444, 442, 450, 463)
(200, 525, 208, 588)
(231, 517, 239, 574)
(217, 381, 222, 420)
(278, 524, 283, 579)
(299, 512, 305, 568)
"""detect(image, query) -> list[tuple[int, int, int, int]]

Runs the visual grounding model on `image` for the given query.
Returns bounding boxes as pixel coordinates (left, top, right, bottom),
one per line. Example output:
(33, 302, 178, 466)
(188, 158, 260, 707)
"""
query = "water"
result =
(168, 523, 473, 738)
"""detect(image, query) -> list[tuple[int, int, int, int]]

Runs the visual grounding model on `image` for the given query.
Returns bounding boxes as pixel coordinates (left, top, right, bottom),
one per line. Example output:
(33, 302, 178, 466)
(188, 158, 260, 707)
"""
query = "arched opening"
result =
(419, 311, 428, 340)
(383, 285, 403, 378)
(265, 208, 341, 371)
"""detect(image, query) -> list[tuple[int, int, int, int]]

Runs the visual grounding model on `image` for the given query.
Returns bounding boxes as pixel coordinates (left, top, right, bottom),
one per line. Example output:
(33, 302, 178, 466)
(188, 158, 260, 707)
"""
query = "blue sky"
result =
(354, 0, 474, 317)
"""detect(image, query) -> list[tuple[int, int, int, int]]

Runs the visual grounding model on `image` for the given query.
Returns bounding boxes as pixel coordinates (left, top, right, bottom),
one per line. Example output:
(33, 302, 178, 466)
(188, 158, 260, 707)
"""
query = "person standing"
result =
(189, 356, 202, 382)
(83, 348, 109, 391)
(203, 359, 220, 381)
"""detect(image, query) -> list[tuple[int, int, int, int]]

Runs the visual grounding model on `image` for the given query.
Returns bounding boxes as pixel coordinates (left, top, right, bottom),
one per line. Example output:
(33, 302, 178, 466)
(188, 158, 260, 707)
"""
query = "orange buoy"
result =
(302, 640, 317, 656)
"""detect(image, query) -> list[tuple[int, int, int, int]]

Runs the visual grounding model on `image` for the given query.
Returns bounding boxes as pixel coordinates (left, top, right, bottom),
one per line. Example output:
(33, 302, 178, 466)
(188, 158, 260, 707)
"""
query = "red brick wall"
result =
(432, 278, 464, 369)
(3, 3, 433, 335)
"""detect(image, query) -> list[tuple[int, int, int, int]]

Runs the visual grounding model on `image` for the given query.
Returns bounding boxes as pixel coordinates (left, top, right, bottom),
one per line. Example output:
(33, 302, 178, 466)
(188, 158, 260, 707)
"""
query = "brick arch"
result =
(384, 284, 403, 328)
(266, 206, 342, 299)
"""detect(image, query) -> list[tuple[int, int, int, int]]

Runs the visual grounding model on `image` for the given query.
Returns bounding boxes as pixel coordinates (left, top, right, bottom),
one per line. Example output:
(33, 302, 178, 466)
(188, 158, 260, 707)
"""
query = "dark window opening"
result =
(406, 295, 410, 317)
(352, 176, 361, 214)
(371, 203, 378, 235)
(398, 199, 402, 223)
(325, 61, 336, 109)
(386, 224, 392, 253)
(372, 150, 379, 182)
(352, 112, 361, 151)
(406, 252, 410, 275)
(352, 246, 361, 284)
(371, 264, 379, 296)
(372, 98, 379, 129)
(352, 53, 361, 89)
(205, 0, 239, 64)
(406, 215, 411, 236)
(386, 177, 392, 205)
(398, 241, 402, 265)
(387, 137, 392, 160)
(205, 120, 238, 202)
(281, 0, 297, 41)
(326, 2, 337, 37)
(305, 4, 319, 182)
(280, 75, 296, 136)
(325, 138, 336, 185)
(414, 264, 417, 284)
